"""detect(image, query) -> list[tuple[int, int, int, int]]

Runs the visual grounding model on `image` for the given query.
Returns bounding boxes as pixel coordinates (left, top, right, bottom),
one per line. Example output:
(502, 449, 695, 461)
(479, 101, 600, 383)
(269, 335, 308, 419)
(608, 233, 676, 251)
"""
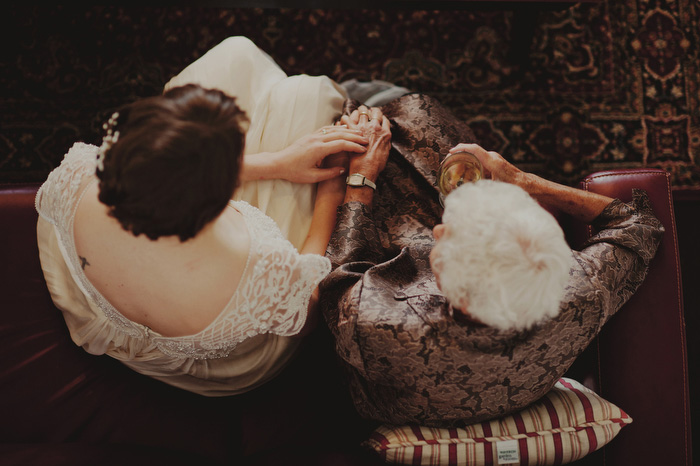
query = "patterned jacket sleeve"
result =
(320, 201, 386, 346)
(324, 201, 387, 269)
(573, 189, 665, 326)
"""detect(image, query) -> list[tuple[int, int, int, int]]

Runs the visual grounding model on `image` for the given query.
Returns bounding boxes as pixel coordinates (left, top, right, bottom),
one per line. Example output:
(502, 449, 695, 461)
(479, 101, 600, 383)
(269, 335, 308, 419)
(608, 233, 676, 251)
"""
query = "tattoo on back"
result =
(79, 256, 91, 270)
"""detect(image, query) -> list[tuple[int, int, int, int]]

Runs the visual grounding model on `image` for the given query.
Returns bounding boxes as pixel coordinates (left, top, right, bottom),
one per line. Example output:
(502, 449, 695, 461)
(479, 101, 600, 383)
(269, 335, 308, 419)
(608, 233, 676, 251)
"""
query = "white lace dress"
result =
(35, 36, 345, 395)
(36, 144, 330, 395)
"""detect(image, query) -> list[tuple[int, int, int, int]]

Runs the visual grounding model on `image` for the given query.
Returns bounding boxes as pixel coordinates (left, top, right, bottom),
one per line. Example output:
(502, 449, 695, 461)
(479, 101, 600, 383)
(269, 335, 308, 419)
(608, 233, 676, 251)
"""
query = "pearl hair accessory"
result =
(96, 112, 120, 172)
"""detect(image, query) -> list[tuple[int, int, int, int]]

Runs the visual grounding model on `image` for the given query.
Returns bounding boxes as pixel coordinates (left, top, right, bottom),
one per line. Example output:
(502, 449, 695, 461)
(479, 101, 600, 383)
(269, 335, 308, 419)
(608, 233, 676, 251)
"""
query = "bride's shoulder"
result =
(229, 200, 285, 240)
(36, 142, 99, 228)
(58, 142, 99, 170)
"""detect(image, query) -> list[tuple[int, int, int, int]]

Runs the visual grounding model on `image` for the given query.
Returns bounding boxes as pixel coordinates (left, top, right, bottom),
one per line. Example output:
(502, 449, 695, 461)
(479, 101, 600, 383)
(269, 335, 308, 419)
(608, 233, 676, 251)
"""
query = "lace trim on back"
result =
(36, 143, 146, 338)
(153, 201, 330, 359)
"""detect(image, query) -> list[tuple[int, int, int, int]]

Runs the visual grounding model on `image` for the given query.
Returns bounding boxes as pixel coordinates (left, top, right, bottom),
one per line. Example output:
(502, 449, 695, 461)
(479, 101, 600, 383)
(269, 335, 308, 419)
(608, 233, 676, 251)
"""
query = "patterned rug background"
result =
(1, 1, 699, 188)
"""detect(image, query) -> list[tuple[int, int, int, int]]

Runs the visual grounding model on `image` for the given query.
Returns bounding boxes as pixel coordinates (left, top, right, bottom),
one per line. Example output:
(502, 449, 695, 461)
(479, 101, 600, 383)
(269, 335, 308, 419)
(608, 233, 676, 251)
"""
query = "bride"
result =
(35, 36, 389, 395)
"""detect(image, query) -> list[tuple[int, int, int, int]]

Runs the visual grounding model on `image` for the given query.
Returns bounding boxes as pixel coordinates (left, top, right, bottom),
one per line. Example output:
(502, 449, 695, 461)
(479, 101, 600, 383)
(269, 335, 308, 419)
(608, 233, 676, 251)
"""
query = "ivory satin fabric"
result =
(165, 36, 348, 250)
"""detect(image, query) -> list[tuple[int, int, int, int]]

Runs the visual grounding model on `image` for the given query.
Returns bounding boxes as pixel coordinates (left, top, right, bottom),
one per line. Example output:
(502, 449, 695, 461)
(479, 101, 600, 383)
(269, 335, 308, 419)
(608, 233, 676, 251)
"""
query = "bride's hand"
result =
(272, 125, 368, 183)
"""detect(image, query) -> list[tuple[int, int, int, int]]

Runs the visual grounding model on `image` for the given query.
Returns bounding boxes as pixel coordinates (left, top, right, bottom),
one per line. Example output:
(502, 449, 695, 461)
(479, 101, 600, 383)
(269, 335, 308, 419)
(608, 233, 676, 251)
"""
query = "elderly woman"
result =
(320, 119, 664, 426)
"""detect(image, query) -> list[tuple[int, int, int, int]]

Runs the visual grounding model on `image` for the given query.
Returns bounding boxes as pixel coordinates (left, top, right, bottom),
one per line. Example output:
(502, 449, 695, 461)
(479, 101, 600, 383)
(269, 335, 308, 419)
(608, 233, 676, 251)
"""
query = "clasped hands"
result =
(269, 104, 391, 187)
(338, 105, 392, 184)
(316, 105, 392, 207)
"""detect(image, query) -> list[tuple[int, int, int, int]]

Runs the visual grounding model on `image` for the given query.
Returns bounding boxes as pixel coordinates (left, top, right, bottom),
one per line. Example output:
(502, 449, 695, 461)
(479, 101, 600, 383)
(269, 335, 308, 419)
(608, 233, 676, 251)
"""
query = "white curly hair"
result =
(430, 180, 572, 332)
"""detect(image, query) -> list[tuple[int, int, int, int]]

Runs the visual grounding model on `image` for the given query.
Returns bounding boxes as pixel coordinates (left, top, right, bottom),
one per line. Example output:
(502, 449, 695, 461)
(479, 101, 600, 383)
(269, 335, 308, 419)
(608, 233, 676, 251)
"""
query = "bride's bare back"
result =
(73, 181, 250, 337)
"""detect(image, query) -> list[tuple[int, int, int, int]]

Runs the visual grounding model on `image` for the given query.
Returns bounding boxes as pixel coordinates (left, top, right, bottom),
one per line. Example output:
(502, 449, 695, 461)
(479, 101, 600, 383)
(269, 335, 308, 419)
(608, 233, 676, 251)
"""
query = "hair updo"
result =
(432, 180, 572, 332)
(96, 84, 248, 241)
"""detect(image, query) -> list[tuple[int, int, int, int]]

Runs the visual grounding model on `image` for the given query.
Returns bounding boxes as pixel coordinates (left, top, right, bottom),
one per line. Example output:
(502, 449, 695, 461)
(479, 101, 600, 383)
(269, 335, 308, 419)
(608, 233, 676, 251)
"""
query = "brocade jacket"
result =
(320, 94, 665, 427)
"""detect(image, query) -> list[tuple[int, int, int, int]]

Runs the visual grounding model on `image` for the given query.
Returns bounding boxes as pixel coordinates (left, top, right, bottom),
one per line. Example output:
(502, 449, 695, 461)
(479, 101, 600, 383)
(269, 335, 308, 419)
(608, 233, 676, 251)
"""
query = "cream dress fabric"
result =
(165, 36, 348, 249)
(35, 36, 346, 396)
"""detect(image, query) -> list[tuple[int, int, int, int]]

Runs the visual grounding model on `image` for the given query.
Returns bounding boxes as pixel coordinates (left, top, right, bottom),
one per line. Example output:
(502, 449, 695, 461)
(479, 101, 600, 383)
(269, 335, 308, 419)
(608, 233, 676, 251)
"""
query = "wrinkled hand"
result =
(339, 105, 392, 182)
(275, 125, 368, 183)
(448, 143, 524, 185)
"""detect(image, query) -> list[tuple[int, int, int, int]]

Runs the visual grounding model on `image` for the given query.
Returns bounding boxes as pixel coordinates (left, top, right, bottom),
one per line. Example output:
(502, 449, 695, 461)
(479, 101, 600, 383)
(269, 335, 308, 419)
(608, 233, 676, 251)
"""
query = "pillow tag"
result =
(496, 439, 520, 464)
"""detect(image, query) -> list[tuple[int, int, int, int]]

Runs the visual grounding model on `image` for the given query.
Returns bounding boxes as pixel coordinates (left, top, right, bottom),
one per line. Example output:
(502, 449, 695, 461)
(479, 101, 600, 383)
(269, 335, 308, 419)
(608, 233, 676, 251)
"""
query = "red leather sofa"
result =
(0, 168, 691, 466)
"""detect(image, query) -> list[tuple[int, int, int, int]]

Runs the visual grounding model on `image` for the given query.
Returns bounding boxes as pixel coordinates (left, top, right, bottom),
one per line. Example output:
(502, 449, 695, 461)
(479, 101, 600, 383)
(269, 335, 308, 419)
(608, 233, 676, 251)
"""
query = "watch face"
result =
(346, 173, 375, 189)
(347, 174, 363, 186)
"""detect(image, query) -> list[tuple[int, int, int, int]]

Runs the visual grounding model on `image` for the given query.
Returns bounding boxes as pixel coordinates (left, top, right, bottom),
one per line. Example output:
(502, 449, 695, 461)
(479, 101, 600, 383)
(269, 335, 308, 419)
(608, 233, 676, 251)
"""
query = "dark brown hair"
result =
(96, 84, 248, 241)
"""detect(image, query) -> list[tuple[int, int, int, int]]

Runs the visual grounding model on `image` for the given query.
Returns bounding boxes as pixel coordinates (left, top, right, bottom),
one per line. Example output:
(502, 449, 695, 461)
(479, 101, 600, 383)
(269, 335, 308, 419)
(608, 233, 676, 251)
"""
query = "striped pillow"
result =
(363, 378, 631, 466)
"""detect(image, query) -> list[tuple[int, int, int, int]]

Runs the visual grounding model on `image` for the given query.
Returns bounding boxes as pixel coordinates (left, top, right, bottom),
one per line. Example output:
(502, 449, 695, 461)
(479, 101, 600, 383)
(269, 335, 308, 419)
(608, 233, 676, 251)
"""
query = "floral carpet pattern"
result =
(1, 1, 698, 187)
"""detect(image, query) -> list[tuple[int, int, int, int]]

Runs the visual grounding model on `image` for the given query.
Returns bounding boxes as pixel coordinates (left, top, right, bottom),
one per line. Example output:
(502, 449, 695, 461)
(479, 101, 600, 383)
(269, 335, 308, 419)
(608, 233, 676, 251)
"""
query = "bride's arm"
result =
(294, 158, 348, 336)
(295, 109, 391, 336)
(299, 149, 350, 257)
(239, 126, 367, 184)
(298, 106, 390, 257)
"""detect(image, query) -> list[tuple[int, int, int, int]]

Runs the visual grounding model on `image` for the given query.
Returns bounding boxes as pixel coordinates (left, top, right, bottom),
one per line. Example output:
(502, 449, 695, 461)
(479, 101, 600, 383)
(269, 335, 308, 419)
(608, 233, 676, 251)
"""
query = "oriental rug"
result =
(1, 1, 698, 187)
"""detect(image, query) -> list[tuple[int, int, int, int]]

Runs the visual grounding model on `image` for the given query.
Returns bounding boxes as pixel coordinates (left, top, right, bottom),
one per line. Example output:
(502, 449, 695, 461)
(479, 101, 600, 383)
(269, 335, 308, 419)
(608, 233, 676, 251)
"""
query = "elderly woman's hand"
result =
(448, 143, 524, 186)
(340, 105, 392, 184)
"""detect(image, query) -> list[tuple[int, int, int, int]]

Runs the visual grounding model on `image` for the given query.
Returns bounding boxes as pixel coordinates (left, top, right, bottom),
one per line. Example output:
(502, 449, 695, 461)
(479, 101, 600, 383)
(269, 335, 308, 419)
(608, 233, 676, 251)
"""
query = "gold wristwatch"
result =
(346, 173, 377, 190)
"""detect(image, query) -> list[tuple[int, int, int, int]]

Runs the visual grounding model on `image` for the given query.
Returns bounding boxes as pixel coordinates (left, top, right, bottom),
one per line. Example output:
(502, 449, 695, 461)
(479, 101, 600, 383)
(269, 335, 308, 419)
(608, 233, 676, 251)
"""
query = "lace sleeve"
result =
(153, 202, 331, 359)
(35, 142, 98, 231)
(240, 240, 331, 336)
(237, 201, 330, 334)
